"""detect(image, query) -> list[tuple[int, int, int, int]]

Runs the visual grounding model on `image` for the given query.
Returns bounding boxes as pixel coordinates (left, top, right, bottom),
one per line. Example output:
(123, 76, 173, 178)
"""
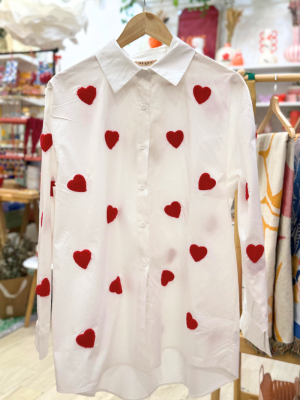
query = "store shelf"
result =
(0, 96, 45, 107)
(0, 154, 41, 161)
(256, 101, 300, 108)
(231, 63, 300, 73)
(0, 53, 38, 72)
(0, 118, 28, 125)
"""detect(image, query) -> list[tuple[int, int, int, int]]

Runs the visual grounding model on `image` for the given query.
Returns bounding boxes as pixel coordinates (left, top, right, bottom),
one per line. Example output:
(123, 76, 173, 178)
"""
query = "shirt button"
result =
(142, 260, 147, 267)
(140, 222, 146, 228)
(141, 105, 147, 111)
(140, 144, 146, 150)
(139, 185, 145, 191)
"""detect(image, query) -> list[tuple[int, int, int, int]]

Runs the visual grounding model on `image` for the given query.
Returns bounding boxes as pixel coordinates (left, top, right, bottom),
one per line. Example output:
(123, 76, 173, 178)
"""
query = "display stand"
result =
(210, 71, 300, 400)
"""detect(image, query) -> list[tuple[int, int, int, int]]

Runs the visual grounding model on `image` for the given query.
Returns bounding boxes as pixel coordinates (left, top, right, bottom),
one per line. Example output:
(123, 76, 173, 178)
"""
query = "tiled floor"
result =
(0, 322, 299, 400)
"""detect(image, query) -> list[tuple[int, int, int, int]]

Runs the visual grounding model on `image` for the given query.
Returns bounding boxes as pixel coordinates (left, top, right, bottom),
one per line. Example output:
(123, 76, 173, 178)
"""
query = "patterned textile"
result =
(256, 132, 290, 338)
(291, 138, 300, 353)
(273, 138, 294, 344)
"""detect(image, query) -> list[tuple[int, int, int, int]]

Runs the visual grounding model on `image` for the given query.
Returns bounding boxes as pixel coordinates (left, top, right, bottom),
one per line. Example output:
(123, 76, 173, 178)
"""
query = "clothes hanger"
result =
(257, 96, 296, 138)
(294, 115, 300, 134)
(116, 0, 173, 48)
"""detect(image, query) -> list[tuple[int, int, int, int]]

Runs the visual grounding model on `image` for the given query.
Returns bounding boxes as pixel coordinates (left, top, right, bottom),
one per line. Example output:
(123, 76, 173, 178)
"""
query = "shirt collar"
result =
(96, 36, 196, 93)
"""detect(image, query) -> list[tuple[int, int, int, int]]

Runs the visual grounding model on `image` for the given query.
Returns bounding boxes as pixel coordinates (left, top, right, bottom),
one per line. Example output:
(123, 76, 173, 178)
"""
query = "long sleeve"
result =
(227, 83, 271, 357)
(35, 81, 57, 360)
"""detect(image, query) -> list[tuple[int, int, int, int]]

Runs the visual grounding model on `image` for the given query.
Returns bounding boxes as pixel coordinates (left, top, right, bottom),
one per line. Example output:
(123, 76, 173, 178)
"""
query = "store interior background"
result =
(0, 0, 300, 399)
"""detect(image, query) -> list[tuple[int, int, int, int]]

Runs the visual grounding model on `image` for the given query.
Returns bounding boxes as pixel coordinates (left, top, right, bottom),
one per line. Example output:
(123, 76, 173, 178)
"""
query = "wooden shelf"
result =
(231, 63, 300, 73)
(0, 154, 41, 161)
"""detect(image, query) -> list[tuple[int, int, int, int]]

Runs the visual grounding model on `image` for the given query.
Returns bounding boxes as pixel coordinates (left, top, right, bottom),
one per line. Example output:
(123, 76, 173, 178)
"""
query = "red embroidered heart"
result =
(193, 85, 211, 105)
(76, 328, 95, 348)
(50, 180, 55, 197)
(198, 173, 216, 191)
(41, 212, 43, 227)
(40, 134, 53, 152)
(190, 245, 207, 262)
(107, 205, 118, 224)
(36, 278, 50, 297)
(246, 244, 264, 263)
(164, 201, 181, 218)
(161, 270, 175, 286)
(105, 131, 119, 149)
(245, 183, 249, 201)
(166, 130, 184, 148)
(109, 276, 122, 294)
(186, 312, 198, 330)
(67, 175, 87, 192)
(77, 86, 97, 105)
(73, 250, 92, 269)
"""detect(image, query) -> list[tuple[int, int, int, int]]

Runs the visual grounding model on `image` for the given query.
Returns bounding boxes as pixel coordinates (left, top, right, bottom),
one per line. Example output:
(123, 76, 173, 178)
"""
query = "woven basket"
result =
(259, 366, 297, 400)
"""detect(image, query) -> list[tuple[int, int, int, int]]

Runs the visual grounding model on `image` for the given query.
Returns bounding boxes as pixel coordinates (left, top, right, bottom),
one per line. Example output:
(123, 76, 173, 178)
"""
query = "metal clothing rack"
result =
(0, 48, 59, 75)
(210, 71, 300, 400)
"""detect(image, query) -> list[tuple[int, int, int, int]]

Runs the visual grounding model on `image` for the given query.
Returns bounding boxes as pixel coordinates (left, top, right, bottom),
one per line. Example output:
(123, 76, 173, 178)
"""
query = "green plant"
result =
(0, 234, 35, 280)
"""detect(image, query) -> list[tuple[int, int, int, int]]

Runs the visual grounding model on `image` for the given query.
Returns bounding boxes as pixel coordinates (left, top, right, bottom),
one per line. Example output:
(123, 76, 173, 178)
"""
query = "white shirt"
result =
(36, 36, 271, 399)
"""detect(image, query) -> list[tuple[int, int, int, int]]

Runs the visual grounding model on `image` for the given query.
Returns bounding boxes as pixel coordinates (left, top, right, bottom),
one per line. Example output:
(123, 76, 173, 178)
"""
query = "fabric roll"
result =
(256, 132, 289, 338)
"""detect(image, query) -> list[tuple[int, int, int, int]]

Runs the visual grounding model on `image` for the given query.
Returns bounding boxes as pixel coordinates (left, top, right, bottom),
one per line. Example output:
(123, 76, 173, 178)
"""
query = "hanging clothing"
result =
(35, 36, 271, 399)
(24, 117, 43, 155)
(291, 137, 300, 353)
(273, 137, 294, 346)
(256, 132, 294, 345)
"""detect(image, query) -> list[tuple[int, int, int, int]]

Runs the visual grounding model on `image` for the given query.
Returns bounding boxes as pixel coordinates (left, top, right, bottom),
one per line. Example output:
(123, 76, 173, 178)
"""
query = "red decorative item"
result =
(76, 328, 96, 348)
(36, 278, 50, 297)
(186, 312, 198, 330)
(73, 250, 92, 269)
(109, 276, 122, 294)
(105, 130, 119, 149)
(67, 175, 87, 192)
(246, 244, 264, 263)
(193, 85, 211, 105)
(178, 6, 219, 59)
(166, 130, 184, 148)
(40, 71, 52, 84)
(50, 180, 55, 197)
(77, 86, 97, 105)
(190, 244, 208, 262)
(107, 205, 118, 224)
(149, 37, 162, 48)
(164, 201, 181, 218)
(161, 270, 175, 286)
(198, 173, 216, 190)
(40, 133, 53, 152)
(245, 183, 249, 201)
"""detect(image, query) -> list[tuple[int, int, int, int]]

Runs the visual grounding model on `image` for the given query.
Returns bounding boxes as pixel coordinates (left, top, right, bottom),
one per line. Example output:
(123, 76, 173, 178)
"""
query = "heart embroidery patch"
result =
(190, 245, 208, 262)
(36, 278, 50, 297)
(67, 175, 87, 192)
(164, 201, 181, 218)
(76, 328, 96, 348)
(166, 130, 184, 148)
(161, 270, 175, 286)
(50, 180, 55, 197)
(107, 205, 118, 224)
(40, 134, 53, 152)
(109, 276, 122, 294)
(245, 183, 249, 201)
(198, 173, 216, 191)
(73, 250, 92, 269)
(77, 86, 97, 105)
(186, 312, 198, 330)
(105, 131, 119, 149)
(193, 85, 211, 105)
(246, 244, 264, 263)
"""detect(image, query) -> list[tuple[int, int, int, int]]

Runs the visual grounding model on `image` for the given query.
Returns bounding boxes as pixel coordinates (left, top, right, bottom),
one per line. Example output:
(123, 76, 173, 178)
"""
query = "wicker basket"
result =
(259, 366, 298, 400)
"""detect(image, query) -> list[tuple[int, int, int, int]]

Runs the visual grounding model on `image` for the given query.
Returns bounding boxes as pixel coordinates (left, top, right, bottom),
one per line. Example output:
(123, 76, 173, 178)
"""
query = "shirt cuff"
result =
(240, 310, 272, 357)
(35, 321, 50, 360)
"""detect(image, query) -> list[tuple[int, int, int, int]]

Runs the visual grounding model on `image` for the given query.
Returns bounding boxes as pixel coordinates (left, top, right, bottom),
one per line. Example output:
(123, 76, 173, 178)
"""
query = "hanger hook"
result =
(144, 0, 146, 12)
